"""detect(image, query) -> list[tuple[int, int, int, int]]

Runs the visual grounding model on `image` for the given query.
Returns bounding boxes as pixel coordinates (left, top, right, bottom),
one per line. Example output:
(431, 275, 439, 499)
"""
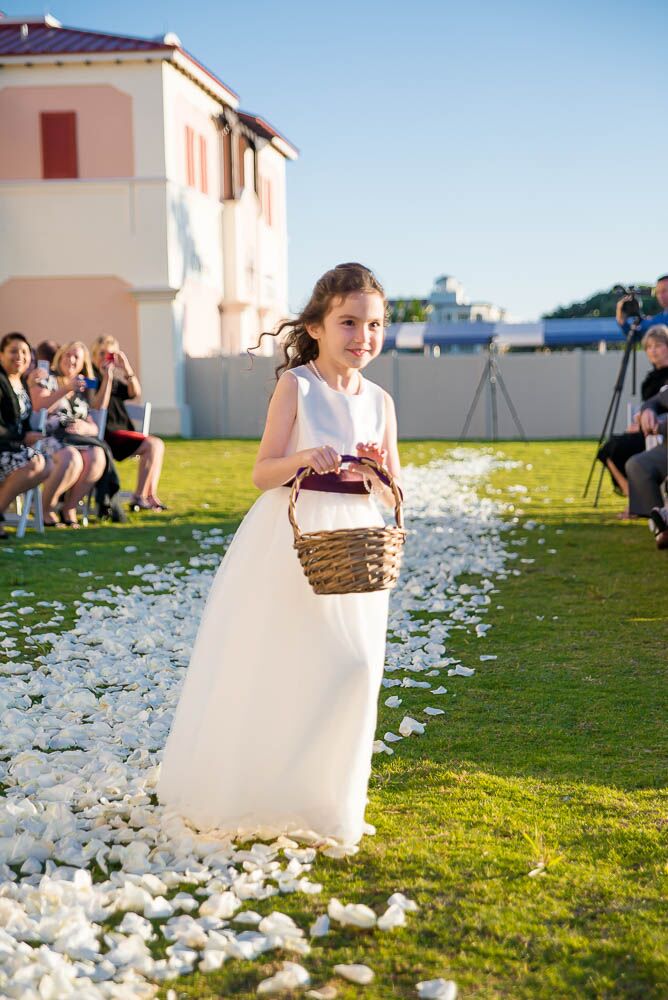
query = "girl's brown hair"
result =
(250, 262, 388, 380)
(52, 341, 94, 382)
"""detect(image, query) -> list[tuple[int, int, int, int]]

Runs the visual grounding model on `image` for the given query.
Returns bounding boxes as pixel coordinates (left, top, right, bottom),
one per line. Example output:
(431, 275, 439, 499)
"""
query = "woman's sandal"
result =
(128, 495, 154, 512)
(148, 496, 169, 511)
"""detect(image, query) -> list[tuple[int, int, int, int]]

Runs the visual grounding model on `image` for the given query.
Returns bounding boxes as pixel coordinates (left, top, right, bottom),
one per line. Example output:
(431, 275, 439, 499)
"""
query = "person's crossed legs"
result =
(626, 444, 667, 517)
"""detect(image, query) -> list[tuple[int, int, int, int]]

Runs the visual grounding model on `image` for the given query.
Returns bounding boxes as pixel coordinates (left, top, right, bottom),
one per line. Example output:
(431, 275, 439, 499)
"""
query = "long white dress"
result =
(157, 364, 390, 845)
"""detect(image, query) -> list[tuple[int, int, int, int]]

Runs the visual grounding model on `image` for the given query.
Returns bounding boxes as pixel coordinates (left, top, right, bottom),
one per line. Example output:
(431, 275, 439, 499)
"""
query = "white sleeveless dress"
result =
(157, 364, 391, 845)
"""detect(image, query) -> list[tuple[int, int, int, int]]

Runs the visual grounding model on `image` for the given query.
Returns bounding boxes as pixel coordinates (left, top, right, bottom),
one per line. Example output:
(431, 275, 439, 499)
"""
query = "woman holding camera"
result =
(91, 336, 167, 511)
(31, 341, 118, 526)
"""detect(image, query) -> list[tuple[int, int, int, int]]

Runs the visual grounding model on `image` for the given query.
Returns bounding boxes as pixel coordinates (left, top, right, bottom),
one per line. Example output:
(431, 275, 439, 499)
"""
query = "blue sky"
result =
(4, 0, 667, 319)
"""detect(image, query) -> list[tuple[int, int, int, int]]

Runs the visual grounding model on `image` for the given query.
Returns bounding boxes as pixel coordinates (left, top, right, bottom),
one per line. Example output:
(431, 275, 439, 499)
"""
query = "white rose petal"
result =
(416, 978, 458, 999)
(334, 963, 374, 985)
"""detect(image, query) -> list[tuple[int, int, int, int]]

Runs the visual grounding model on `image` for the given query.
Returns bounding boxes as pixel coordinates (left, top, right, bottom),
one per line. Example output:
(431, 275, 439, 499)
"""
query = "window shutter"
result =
(199, 135, 208, 194)
(185, 126, 196, 186)
(40, 112, 78, 179)
(222, 129, 233, 199)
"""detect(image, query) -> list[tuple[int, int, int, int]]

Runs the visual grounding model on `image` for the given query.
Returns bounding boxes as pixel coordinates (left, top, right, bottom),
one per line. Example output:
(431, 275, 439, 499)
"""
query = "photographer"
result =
(616, 274, 668, 334)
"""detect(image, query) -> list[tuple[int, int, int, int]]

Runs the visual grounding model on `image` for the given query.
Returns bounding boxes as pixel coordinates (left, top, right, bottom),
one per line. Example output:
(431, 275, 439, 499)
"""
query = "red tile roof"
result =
(0, 18, 172, 56)
(0, 15, 298, 158)
(238, 111, 299, 158)
(0, 15, 239, 103)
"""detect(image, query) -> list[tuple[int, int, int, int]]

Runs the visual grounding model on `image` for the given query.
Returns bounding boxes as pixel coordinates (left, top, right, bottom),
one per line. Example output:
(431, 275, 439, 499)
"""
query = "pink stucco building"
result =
(0, 13, 298, 434)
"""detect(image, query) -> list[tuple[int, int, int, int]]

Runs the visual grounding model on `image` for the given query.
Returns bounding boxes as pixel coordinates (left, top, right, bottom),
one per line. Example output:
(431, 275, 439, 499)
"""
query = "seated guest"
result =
(0, 332, 52, 539)
(90, 335, 167, 511)
(31, 341, 119, 527)
(35, 340, 60, 368)
(598, 326, 668, 502)
(649, 504, 668, 550)
(625, 384, 668, 524)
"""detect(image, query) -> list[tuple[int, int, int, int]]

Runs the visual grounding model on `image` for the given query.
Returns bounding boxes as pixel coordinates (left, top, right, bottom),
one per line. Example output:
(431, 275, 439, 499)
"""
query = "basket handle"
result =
(288, 454, 404, 541)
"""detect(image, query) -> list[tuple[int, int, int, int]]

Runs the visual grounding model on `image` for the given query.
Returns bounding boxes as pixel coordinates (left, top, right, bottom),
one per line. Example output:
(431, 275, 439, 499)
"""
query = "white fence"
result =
(185, 350, 652, 439)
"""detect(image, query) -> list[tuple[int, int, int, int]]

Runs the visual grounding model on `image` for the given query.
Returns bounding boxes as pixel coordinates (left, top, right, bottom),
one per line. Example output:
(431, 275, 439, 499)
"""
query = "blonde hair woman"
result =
(90, 336, 166, 511)
(31, 340, 115, 526)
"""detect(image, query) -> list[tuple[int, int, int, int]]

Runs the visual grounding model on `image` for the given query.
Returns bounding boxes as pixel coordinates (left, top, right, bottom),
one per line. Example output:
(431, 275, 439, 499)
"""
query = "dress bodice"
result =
(284, 363, 386, 457)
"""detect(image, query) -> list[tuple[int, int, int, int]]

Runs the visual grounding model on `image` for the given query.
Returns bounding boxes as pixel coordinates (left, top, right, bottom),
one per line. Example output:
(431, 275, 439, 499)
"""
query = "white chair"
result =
(125, 401, 152, 435)
(80, 408, 108, 527)
(6, 409, 47, 539)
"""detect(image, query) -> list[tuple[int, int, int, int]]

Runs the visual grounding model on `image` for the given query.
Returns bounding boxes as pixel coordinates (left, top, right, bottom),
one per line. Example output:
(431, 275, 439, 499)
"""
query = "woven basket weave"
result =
(288, 454, 406, 595)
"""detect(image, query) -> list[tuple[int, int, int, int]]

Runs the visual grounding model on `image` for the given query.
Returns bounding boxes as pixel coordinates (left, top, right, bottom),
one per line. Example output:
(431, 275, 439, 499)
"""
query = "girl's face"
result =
(646, 337, 668, 369)
(310, 291, 385, 369)
(60, 345, 85, 377)
(1, 338, 31, 377)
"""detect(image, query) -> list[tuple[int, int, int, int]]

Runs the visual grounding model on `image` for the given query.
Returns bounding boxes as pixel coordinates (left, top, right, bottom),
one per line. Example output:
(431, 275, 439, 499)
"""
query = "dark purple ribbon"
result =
(294, 453, 393, 488)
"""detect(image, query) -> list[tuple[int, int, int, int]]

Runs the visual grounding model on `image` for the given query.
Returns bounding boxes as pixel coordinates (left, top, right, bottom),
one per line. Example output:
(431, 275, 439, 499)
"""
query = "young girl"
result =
(157, 262, 402, 846)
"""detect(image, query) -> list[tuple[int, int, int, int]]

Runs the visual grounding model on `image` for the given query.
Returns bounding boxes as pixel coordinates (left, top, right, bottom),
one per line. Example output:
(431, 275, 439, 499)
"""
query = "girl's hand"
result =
(300, 445, 341, 475)
(355, 441, 388, 469)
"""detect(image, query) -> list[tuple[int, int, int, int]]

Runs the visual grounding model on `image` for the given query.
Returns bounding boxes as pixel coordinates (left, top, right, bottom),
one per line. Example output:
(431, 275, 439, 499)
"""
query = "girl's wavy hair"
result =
(248, 262, 388, 381)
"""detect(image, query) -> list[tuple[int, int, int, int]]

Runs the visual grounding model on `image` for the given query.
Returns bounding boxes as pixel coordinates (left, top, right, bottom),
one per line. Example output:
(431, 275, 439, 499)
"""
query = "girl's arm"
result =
(252, 372, 303, 490)
(381, 391, 402, 486)
(252, 372, 341, 489)
(352, 392, 402, 507)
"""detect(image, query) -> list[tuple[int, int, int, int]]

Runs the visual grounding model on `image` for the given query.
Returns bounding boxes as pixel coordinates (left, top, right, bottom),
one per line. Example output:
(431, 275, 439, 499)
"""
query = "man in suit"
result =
(625, 385, 668, 548)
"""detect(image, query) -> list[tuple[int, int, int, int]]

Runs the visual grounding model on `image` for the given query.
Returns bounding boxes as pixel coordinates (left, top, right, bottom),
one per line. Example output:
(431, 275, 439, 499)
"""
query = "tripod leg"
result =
(593, 460, 607, 508)
(495, 368, 526, 441)
(490, 372, 498, 441)
(583, 338, 634, 499)
(459, 361, 490, 442)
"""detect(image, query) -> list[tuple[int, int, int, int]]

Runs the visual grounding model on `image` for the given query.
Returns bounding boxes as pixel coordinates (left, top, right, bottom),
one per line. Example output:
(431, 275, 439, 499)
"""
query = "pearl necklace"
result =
(309, 359, 362, 396)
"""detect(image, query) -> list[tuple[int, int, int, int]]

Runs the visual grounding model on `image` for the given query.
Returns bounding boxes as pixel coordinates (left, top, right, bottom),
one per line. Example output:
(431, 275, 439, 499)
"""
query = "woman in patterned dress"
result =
(0, 332, 52, 540)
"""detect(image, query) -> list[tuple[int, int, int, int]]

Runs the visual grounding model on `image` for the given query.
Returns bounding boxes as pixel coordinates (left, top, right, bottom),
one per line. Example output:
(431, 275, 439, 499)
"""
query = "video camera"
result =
(613, 284, 644, 322)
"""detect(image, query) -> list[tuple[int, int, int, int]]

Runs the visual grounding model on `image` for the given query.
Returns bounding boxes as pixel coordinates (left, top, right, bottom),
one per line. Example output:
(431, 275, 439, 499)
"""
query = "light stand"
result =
(459, 338, 526, 442)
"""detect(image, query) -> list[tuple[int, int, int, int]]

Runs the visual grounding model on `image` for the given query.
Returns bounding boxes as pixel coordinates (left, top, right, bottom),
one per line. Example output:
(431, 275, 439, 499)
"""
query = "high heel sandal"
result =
(128, 495, 154, 512)
(148, 496, 169, 511)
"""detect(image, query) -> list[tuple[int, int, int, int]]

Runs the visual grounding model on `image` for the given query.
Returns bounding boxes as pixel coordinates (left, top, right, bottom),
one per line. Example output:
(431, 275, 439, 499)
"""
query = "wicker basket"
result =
(288, 453, 406, 595)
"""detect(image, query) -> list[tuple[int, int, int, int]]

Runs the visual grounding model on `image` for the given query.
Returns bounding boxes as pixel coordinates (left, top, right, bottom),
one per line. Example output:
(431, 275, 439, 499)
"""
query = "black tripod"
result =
(583, 318, 643, 505)
(459, 339, 526, 442)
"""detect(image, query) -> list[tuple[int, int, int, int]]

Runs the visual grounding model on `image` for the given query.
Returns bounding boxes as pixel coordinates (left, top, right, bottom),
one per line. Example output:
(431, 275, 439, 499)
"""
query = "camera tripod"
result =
(583, 317, 643, 505)
(459, 339, 526, 442)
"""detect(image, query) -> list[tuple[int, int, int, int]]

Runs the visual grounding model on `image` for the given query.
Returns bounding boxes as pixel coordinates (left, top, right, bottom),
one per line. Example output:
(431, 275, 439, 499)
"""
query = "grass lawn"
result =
(1, 440, 667, 999)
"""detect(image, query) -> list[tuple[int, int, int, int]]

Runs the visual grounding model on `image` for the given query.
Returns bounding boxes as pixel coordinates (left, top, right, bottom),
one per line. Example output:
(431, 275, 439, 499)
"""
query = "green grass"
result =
(1, 440, 667, 999)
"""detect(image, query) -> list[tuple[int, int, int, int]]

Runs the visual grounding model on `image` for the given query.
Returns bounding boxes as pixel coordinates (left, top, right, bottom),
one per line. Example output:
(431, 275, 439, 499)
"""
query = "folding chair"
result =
(80, 408, 108, 527)
(6, 409, 47, 539)
(125, 401, 152, 435)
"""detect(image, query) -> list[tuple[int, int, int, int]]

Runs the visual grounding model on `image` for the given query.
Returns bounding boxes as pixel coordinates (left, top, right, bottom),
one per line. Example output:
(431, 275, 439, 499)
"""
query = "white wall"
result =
(186, 351, 654, 440)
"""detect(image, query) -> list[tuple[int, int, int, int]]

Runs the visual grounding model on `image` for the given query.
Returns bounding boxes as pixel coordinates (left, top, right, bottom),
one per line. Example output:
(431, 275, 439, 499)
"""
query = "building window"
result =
(185, 126, 196, 187)
(40, 111, 78, 179)
(199, 135, 208, 194)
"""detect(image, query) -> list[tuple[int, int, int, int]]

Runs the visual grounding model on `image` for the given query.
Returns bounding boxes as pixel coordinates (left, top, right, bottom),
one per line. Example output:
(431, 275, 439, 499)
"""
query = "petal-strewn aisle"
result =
(0, 450, 528, 998)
